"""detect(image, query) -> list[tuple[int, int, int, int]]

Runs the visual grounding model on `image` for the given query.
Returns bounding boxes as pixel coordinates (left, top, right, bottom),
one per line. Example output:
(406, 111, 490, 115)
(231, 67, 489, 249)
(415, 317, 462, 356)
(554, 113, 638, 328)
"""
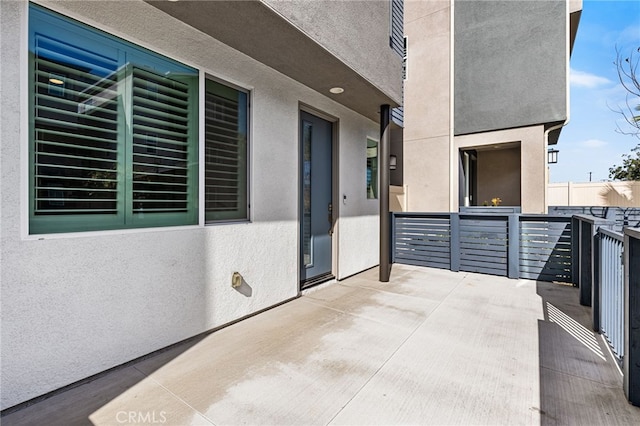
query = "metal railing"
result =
(573, 214, 640, 406)
(598, 227, 624, 362)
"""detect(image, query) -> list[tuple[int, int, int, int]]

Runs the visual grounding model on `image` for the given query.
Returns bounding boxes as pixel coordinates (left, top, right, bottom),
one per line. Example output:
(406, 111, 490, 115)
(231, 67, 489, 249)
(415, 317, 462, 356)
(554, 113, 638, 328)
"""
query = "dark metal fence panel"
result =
(392, 213, 576, 283)
(548, 206, 609, 218)
(624, 228, 640, 406)
(519, 216, 573, 283)
(612, 208, 640, 229)
(550, 206, 640, 232)
(393, 214, 451, 269)
(459, 215, 508, 276)
(599, 227, 624, 362)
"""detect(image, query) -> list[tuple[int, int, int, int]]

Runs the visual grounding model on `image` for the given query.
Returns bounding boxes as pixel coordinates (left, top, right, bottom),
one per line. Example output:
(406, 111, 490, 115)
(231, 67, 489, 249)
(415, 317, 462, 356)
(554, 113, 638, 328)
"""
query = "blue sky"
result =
(552, 0, 640, 183)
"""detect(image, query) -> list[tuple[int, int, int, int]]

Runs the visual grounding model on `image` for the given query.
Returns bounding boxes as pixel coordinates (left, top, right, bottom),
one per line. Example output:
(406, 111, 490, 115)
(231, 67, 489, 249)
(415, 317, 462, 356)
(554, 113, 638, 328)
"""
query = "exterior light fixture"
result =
(329, 87, 344, 94)
(548, 148, 559, 164)
(390, 155, 397, 170)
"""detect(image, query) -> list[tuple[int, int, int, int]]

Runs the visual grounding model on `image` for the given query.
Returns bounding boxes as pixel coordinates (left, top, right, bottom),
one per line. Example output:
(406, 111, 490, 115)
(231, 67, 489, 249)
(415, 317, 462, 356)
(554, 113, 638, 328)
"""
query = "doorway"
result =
(299, 110, 334, 288)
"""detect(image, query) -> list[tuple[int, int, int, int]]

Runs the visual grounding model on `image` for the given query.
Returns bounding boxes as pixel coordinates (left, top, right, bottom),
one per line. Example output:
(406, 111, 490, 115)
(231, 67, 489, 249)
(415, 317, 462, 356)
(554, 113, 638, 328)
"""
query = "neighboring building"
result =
(0, 0, 402, 410)
(402, 0, 582, 213)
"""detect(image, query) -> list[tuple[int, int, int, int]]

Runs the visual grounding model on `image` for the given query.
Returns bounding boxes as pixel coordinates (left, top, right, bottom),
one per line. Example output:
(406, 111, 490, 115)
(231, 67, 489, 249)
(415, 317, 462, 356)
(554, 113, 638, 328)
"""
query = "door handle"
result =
(328, 202, 333, 236)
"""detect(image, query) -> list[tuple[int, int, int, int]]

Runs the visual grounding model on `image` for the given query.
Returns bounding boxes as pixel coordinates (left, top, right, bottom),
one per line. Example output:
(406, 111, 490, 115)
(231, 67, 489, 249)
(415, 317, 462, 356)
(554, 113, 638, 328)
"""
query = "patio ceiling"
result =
(145, 0, 400, 123)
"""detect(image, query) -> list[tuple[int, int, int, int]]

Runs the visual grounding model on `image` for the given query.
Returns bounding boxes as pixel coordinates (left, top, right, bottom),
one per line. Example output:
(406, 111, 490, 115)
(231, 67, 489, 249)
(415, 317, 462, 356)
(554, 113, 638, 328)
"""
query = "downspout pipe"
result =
(379, 104, 391, 282)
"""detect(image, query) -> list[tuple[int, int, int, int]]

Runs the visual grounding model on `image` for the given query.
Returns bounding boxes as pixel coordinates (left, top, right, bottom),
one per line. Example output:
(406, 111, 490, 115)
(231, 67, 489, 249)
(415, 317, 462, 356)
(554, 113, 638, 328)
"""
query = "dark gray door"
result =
(300, 111, 333, 286)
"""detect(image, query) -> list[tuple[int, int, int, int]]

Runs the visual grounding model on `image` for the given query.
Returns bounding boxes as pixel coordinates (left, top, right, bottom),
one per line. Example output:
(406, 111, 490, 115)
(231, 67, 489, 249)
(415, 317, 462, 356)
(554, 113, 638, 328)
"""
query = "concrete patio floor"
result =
(3, 264, 640, 425)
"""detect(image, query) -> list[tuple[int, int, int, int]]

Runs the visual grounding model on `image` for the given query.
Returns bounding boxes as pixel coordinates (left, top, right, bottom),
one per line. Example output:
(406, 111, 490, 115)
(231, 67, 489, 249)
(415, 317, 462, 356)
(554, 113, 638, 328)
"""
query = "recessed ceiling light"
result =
(49, 78, 64, 85)
(329, 87, 344, 94)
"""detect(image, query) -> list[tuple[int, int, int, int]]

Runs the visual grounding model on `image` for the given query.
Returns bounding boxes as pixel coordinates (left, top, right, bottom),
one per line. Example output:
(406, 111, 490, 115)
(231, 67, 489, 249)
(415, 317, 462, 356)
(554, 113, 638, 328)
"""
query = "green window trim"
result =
(29, 4, 198, 234)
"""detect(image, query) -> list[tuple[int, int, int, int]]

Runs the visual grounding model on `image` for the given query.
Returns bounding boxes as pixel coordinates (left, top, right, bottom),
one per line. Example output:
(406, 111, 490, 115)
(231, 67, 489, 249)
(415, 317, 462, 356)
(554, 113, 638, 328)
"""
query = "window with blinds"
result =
(29, 5, 198, 234)
(204, 79, 249, 222)
(390, 0, 404, 57)
(131, 68, 191, 215)
(33, 38, 120, 218)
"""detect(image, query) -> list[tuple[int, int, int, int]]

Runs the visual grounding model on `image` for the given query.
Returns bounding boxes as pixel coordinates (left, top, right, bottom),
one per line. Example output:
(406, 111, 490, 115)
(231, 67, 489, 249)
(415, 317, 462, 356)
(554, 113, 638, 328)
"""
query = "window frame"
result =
(28, 4, 199, 235)
(203, 75, 251, 224)
(366, 138, 379, 200)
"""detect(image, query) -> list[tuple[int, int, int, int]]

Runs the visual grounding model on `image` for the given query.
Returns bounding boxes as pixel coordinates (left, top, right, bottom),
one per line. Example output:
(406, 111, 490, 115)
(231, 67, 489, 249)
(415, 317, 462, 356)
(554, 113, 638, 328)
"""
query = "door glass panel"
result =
(302, 121, 312, 266)
(366, 139, 378, 199)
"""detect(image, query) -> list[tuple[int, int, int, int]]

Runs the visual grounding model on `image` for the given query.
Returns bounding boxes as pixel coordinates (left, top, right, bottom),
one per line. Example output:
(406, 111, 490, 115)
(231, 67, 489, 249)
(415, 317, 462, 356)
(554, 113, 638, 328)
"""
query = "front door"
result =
(300, 111, 333, 288)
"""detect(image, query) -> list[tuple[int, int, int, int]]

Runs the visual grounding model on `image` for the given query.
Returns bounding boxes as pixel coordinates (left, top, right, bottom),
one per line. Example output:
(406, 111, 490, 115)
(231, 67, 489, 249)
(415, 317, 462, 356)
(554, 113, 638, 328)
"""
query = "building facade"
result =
(402, 0, 582, 213)
(0, 0, 403, 410)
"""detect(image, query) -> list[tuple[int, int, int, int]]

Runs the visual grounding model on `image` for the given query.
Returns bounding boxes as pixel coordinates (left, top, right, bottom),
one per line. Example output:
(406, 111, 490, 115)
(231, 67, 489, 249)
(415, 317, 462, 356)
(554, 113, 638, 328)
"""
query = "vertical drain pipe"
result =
(379, 104, 391, 282)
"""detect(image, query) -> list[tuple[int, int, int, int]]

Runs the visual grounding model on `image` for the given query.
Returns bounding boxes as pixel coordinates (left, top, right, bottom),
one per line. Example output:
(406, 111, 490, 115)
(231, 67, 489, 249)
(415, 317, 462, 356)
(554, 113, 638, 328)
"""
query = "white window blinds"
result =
(29, 5, 198, 234)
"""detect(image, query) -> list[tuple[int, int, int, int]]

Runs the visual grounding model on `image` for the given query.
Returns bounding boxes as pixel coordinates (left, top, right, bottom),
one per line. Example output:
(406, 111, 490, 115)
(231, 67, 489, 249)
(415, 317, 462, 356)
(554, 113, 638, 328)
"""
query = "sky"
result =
(552, 0, 640, 183)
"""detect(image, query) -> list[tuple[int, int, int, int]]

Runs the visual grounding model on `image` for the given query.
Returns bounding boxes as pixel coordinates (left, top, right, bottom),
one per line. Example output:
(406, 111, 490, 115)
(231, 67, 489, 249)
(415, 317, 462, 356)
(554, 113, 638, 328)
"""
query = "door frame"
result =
(298, 103, 339, 290)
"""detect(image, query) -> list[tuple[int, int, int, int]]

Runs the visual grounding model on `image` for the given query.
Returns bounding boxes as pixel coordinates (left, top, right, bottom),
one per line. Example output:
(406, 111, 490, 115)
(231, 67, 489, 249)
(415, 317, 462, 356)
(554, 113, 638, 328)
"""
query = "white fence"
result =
(549, 181, 640, 207)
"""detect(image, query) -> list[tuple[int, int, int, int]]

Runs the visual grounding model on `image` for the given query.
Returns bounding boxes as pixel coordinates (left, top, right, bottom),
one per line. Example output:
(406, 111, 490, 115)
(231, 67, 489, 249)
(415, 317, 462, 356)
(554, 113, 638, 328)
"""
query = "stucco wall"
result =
(454, 0, 567, 135)
(262, 0, 403, 104)
(1, 0, 381, 409)
(403, 0, 452, 212)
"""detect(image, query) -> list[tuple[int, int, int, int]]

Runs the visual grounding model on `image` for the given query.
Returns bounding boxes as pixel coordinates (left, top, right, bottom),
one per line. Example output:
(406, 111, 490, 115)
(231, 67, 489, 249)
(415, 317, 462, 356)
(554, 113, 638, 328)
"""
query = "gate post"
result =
(579, 219, 593, 306)
(577, 216, 612, 307)
(508, 214, 520, 279)
(450, 214, 460, 272)
(624, 228, 640, 406)
(592, 230, 602, 331)
(571, 216, 580, 287)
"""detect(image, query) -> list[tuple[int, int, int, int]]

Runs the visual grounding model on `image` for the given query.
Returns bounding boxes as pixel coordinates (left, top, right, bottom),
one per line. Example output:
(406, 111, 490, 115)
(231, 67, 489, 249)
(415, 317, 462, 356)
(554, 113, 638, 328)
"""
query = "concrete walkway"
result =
(3, 264, 640, 425)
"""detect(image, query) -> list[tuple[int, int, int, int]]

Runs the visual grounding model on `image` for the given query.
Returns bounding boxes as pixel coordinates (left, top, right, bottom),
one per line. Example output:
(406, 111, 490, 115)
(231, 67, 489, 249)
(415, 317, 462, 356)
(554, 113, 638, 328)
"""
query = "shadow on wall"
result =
(600, 182, 637, 208)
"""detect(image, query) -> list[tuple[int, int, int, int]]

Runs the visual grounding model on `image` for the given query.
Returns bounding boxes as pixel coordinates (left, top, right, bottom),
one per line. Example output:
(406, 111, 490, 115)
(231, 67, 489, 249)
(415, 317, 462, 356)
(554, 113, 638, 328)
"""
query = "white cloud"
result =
(581, 138, 609, 148)
(570, 68, 612, 88)
(616, 25, 640, 47)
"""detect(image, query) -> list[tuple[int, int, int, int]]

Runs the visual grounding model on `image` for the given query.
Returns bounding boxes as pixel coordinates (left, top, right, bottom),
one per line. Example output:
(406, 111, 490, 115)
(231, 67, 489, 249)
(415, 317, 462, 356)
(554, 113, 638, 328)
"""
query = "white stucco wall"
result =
(0, 0, 380, 409)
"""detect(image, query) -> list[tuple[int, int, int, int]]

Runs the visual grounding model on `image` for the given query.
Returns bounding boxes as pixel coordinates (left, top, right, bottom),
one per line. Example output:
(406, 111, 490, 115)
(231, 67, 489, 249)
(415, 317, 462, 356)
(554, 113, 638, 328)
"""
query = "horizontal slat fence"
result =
(392, 212, 574, 283)
(459, 215, 508, 276)
(393, 214, 451, 269)
(519, 216, 572, 282)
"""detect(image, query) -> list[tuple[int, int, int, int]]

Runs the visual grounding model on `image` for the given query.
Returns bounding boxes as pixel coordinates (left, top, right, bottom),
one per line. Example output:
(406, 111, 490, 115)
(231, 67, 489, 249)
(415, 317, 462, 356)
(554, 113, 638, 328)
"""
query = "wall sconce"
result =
(547, 148, 558, 164)
(390, 155, 397, 170)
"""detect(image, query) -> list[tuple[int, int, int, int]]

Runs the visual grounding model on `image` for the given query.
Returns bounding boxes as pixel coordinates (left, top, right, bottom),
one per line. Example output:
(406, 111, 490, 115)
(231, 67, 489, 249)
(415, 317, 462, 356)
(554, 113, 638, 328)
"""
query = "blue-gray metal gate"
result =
(459, 215, 508, 276)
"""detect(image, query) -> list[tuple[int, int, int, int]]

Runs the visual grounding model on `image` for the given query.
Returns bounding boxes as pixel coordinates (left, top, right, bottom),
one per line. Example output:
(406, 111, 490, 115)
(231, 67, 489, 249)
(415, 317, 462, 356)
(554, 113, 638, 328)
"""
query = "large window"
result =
(204, 79, 249, 222)
(29, 5, 198, 234)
